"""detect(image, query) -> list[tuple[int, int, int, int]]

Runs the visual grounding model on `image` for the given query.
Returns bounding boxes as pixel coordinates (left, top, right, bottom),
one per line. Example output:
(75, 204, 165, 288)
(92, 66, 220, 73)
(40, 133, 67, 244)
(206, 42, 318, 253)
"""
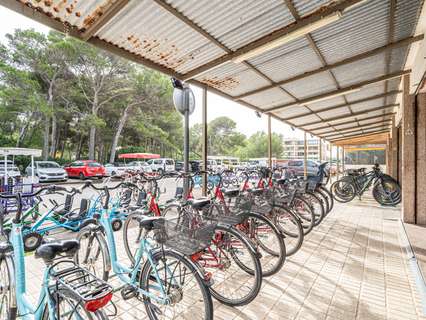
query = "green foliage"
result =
(235, 131, 283, 160)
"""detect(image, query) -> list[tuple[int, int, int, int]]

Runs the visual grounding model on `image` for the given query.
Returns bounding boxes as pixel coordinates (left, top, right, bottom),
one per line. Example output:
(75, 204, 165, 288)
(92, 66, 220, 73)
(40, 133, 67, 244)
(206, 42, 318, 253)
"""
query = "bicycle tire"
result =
(305, 191, 325, 226)
(0, 256, 17, 320)
(238, 212, 286, 277)
(75, 227, 110, 281)
(318, 185, 334, 213)
(140, 249, 213, 320)
(269, 205, 304, 256)
(331, 180, 356, 203)
(292, 195, 315, 235)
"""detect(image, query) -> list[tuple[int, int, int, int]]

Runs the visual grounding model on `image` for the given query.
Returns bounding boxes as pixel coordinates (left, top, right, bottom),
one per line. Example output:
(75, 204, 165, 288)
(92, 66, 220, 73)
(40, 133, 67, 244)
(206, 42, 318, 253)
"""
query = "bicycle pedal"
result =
(121, 285, 138, 300)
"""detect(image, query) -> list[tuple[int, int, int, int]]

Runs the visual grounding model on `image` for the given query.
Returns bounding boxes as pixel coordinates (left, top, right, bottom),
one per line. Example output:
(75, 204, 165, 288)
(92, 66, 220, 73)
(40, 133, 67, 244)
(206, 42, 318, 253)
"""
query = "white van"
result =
(147, 158, 175, 174)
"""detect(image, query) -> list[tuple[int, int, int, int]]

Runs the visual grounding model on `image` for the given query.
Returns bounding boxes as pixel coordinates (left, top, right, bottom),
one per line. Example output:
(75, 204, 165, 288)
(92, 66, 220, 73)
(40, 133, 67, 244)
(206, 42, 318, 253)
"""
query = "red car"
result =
(64, 160, 106, 179)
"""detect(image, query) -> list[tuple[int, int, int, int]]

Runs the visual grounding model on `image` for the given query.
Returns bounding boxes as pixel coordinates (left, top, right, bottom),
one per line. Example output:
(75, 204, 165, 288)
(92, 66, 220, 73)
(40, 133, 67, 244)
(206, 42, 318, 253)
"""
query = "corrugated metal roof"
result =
(4, 0, 424, 141)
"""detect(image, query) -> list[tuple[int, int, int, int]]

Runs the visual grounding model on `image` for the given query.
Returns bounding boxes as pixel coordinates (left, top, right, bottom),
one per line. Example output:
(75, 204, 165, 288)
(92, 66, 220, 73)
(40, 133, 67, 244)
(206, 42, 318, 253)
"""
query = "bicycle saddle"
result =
(223, 188, 240, 197)
(35, 239, 80, 264)
(247, 188, 264, 196)
(138, 216, 165, 231)
(188, 198, 211, 210)
(276, 178, 287, 185)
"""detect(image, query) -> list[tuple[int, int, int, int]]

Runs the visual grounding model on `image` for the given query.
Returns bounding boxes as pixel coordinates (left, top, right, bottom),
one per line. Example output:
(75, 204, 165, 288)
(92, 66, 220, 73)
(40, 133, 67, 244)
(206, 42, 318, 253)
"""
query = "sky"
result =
(0, 5, 305, 140)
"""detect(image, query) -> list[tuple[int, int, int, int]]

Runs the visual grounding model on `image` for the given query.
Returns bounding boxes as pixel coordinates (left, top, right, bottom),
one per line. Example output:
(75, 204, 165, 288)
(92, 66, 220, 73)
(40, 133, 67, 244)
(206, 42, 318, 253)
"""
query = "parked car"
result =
(25, 161, 67, 182)
(64, 160, 105, 179)
(104, 163, 128, 177)
(126, 161, 152, 173)
(146, 158, 175, 174)
(284, 160, 320, 177)
(0, 160, 21, 178)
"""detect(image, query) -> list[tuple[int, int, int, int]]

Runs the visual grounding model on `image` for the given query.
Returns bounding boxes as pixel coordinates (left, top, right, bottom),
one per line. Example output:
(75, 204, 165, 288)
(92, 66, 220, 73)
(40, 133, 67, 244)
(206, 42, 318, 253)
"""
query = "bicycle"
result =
(331, 164, 401, 206)
(0, 186, 112, 320)
(75, 181, 214, 320)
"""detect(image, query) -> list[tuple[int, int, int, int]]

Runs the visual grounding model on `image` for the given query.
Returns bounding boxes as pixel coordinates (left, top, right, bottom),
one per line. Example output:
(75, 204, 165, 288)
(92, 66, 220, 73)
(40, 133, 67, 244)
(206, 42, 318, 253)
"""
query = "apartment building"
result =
(283, 139, 329, 161)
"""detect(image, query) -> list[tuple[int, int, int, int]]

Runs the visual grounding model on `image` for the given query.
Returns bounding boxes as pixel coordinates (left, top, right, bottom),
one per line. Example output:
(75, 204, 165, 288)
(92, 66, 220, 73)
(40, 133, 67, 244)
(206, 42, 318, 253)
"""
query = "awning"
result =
(118, 153, 160, 159)
(2, 0, 424, 142)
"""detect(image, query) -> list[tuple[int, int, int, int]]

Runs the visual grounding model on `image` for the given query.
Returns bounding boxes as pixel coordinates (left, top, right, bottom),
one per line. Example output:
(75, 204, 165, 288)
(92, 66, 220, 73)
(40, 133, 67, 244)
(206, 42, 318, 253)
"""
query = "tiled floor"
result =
(22, 198, 426, 319)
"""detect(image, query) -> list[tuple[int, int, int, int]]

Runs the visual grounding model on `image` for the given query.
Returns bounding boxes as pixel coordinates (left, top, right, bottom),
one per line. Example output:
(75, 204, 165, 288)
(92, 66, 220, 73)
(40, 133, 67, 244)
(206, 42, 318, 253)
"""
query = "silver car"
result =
(26, 161, 68, 182)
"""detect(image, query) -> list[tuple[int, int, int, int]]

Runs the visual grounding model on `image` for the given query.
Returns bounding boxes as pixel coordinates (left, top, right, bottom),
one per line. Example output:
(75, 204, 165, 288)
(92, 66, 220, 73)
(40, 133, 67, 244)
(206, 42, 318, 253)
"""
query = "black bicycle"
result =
(331, 164, 401, 206)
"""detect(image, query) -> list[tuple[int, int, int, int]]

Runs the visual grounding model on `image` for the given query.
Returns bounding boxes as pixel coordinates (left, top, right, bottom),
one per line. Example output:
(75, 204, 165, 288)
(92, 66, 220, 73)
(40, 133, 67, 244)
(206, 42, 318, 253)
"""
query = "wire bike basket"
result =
(153, 218, 216, 256)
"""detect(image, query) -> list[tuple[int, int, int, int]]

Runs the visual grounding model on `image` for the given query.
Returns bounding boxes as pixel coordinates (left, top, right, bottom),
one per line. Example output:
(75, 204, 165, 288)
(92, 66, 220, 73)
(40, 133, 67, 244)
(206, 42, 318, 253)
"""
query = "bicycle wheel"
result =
(75, 228, 110, 281)
(292, 195, 315, 235)
(123, 211, 146, 264)
(140, 249, 213, 320)
(199, 225, 262, 306)
(372, 179, 401, 206)
(318, 185, 334, 213)
(304, 191, 325, 226)
(331, 180, 356, 203)
(237, 212, 286, 277)
(42, 289, 108, 320)
(269, 205, 304, 256)
(314, 188, 330, 215)
(0, 256, 16, 320)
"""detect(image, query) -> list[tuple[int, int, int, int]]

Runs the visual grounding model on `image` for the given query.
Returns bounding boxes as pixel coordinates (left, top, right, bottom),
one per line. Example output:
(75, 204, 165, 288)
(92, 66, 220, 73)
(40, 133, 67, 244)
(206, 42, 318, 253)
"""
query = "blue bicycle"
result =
(74, 181, 214, 320)
(0, 186, 112, 320)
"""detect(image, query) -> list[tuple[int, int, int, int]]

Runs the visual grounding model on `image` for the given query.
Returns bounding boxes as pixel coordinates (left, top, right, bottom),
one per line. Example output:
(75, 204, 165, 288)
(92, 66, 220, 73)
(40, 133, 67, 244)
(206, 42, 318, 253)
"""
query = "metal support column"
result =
(304, 131, 308, 179)
(319, 138, 323, 162)
(336, 146, 340, 180)
(202, 87, 208, 196)
(268, 115, 272, 168)
(342, 147, 345, 173)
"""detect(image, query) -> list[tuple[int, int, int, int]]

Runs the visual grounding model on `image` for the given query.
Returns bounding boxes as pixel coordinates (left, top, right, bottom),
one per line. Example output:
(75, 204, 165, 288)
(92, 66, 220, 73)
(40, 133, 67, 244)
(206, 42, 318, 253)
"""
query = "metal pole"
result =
(4, 155, 7, 186)
(183, 90, 189, 197)
(336, 146, 340, 180)
(319, 138, 323, 162)
(268, 115, 272, 168)
(304, 132, 308, 179)
(342, 146, 345, 173)
(202, 87, 208, 196)
(31, 155, 34, 184)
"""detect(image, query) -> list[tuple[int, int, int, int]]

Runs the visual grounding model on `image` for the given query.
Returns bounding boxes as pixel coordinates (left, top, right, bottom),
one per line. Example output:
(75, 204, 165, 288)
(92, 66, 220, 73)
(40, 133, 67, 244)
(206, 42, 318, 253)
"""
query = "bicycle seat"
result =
(138, 216, 165, 231)
(35, 239, 80, 264)
(223, 188, 240, 197)
(247, 188, 264, 196)
(276, 178, 287, 185)
(188, 198, 211, 210)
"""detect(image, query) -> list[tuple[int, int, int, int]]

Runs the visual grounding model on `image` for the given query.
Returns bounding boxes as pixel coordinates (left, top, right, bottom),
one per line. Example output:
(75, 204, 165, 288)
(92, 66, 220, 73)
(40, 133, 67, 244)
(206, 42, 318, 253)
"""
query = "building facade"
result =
(283, 139, 329, 161)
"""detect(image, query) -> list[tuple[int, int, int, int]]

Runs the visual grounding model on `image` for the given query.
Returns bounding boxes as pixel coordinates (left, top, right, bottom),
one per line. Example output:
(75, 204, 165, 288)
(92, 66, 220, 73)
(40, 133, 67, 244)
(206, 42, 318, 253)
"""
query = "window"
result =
(71, 162, 83, 167)
(165, 160, 174, 165)
(88, 162, 101, 167)
(38, 162, 60, 169)
(154, 160, 162, 165)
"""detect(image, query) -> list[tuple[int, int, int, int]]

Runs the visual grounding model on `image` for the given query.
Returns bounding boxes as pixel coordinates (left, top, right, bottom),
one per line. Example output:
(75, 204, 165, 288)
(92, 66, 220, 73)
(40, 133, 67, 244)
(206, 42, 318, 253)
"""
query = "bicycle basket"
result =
(227, 196, 253, 213)
(49, 261, 112, 307)
(153, 218, 216, 256)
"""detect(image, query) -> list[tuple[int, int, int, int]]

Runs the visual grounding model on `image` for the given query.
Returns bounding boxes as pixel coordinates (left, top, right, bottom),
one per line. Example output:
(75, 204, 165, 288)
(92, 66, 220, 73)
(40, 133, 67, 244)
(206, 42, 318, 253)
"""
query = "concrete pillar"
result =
(402, 74, 416, 224)
(268, 115, 272, 168)
(304, 132, 307, 179)
(201, 87, 208, 196)
(416, 92, 426, 225)
(391, 116, 398, 179)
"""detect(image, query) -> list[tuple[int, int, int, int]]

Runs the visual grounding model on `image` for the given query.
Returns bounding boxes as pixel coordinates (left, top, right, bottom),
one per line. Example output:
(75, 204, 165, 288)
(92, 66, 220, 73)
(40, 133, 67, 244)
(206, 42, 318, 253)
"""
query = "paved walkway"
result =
(23, 199, 426, 320)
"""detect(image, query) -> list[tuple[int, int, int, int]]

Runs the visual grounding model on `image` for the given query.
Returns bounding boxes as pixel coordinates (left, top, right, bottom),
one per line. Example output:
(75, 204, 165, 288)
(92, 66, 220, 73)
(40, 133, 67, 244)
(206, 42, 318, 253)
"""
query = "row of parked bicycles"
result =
(0, 162, 335, 319)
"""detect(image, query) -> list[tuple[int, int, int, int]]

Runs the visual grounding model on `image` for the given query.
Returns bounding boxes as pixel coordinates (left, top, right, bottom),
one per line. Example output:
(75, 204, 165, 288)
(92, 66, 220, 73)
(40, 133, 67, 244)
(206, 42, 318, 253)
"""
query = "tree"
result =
(207, 117, 246, 155)
(236, 131, 283, 160)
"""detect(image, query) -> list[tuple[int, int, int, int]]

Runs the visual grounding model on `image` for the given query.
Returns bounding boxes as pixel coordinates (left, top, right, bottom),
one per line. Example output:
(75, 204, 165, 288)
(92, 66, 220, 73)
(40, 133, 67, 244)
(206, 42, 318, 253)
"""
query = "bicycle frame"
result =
(97, 206, 172, 304)
(10, 220, 61, 320)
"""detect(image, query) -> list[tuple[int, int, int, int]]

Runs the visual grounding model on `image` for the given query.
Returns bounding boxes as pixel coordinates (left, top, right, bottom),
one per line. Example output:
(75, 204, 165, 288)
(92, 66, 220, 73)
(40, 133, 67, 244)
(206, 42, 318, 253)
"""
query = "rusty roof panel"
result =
(253, 43, 323, 83)
(292, 0, 333, 17)
(394, 0, 424, 41)
(240, 87, 295, 109)
(96, 0, 226, 74)
(311, 0, 389, 64)
(281, 71, 337, 99)
(20, 0, 113, 31)
(166, 0, 295, 51)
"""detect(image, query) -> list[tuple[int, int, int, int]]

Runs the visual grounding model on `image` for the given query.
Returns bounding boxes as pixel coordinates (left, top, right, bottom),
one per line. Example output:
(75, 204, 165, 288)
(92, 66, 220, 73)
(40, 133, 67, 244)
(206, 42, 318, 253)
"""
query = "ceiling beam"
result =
(322, 121, 392, 138)
(181, 0, 367, 80)
(281, 90, 401, 121)
(329, 130, 391, 142)
(234, 35, 422, 100)
(81, 0, 130, 41)
(300, 103, 399, 128)
(266, 70, 410, 112)
(311, 112, 396, 131)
